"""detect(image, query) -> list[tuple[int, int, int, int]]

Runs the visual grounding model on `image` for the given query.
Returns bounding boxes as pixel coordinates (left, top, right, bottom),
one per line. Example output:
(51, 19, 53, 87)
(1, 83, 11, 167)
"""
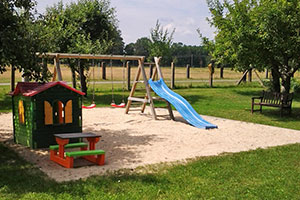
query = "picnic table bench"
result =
(50, 132, 105, 168)
(251, 90, 293, 116)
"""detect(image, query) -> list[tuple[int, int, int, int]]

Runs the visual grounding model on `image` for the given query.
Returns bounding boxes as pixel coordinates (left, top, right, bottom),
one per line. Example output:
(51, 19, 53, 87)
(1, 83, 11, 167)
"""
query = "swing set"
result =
(110, 59, 126, 108)
(38, 53, 144, 108)
(81, 59, 96, 109)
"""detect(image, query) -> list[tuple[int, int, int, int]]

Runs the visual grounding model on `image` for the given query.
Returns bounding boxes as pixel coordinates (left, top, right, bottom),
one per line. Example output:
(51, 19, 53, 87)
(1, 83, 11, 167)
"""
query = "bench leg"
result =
(66, 157, 74, 168)
(259, 105, 262, 113)
(50, 149, 58, 160)
(96, 154, 105, 166)
(51, 154, 74, 168)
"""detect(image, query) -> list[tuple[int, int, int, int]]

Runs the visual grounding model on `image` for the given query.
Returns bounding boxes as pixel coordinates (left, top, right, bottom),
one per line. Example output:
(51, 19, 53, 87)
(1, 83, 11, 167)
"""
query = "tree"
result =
(149, 20, 175, 65)
(0, 0, 50, 81)
(124, 43, 135, 55)
(40, 0, 123, 94)
(134, 37, 151, 58)
(205, 0, 300, 93)
(171, 42, 209, 67)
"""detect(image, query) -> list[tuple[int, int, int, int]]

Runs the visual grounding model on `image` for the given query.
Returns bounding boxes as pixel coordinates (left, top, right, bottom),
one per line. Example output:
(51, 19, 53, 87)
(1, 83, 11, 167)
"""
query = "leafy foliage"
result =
(0, 0, 50, 81)
(171, 42, 209, 67)
(149, 20, 175, 64)
(205, 0, 300, 93)
(125, 34, 208, 67)
(38, 0, 124, 94)
(40, 0, 122, 54)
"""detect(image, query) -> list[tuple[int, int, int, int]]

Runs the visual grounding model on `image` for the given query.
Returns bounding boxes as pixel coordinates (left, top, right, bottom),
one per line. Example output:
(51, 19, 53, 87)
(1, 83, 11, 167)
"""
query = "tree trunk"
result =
(79, 65, 87, 97)
(271, 67, 280, 92)
(68, 60, 77, 89)
(71, 67, 77, 89)
(281, 76, 291, 94)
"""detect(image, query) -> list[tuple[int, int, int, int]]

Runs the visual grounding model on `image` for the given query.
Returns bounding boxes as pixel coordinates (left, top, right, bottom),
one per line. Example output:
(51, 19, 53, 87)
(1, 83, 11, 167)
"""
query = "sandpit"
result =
(1, 107, 300, 182)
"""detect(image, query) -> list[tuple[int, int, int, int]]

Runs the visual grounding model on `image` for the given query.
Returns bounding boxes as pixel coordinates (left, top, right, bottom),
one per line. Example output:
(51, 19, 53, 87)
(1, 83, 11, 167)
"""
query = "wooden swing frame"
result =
(36, 53, 156, 112)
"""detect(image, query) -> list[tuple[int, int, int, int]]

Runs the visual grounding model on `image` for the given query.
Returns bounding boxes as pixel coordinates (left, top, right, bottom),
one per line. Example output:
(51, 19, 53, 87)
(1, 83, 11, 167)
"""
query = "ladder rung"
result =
(131, 101, 143, 104)
(128, 108, 143, 111)
(128, 97, 150, 103)
(134, 80, 144, 83)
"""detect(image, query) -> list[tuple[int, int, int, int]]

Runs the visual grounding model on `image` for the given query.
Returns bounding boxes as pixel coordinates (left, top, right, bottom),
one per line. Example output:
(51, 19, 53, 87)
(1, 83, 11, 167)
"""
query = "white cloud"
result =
(35, 0, 215, 45)
(163, 23, 175, 31)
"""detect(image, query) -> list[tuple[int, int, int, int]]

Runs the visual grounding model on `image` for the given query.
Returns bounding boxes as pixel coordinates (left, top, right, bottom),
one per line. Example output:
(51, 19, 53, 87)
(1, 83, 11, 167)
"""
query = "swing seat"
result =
(111, 102, 126, 108)
(82, 103, 96, 109)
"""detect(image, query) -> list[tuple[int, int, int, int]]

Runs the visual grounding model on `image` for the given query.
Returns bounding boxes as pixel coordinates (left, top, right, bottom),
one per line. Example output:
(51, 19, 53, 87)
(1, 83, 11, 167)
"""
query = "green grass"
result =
(1, 82, 300, 199)
(0, 86, 12, 113)
(172, 83, 300, 130)
(80, 82, 300, 130)
(2, 81, 300, 129)
(1, 143, 300, 199)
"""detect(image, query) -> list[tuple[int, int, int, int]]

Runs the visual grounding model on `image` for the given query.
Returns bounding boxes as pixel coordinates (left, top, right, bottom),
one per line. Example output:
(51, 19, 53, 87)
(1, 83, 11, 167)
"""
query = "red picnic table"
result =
(50, 132, 105, 168)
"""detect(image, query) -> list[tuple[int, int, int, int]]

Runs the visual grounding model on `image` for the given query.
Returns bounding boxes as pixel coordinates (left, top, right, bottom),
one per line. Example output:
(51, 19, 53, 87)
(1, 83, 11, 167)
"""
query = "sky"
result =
(35, 0, 215, 46)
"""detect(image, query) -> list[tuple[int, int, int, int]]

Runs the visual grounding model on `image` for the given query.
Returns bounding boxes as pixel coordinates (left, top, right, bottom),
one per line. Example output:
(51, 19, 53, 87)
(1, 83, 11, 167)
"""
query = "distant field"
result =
(0, 64, 279, 84)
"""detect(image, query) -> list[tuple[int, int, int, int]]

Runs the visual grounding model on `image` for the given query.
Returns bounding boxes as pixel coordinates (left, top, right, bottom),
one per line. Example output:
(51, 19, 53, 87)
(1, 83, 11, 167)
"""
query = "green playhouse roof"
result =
(11, 81, 85, 96)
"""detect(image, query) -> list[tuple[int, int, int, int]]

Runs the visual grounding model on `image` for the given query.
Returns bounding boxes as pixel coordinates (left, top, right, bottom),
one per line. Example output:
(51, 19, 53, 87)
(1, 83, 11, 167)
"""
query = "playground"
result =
(3, 0, 300, 198)
(1, 106, 300, 182)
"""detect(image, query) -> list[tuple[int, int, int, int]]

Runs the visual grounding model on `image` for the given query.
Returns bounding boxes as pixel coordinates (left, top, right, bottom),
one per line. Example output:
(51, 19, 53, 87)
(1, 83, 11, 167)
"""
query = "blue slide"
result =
(148, 78, 217, 129)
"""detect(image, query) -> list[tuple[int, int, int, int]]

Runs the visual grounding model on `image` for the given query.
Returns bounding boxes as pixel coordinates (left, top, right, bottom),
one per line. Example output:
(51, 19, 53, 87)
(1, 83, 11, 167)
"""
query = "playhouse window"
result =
(18, 100, 25, 124)
(65, 100, 73, 124)
(44, 101, 53, 125)
(53, 100, 64, 124)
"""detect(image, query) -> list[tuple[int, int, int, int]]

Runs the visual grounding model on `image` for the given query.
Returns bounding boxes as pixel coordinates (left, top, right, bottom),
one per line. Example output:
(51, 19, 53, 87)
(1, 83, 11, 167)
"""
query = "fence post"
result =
(126, 61, 131, 91)
(149, 64, 153, 78)
(186, 64, 190, 79)
(220, 67, 224, 78)
(265, 68, 269, 79)
(171, 62, 175, 89)
(54, 55, 62, 81)
(11, 65, 15, 92)
(248, 68, 252, 82)
(208, 63, 214, 87)
(101, 62, 106, 80)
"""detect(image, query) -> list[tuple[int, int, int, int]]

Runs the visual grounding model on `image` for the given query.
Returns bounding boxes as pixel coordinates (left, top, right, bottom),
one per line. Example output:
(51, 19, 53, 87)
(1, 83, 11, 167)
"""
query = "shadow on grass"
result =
(0, 139, 168, 198)
(233, 89, 261, 97)
(251, 107, 300, 122)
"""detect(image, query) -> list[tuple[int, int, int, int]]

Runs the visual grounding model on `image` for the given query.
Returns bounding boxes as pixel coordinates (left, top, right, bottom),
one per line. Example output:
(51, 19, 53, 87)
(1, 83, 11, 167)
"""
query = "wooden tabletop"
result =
(54, 132, 101, 139)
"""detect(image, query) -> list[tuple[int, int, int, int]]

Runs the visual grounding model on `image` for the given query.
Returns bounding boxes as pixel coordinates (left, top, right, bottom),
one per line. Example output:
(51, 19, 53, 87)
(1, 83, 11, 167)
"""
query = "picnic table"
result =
(50, 132, 105, 168)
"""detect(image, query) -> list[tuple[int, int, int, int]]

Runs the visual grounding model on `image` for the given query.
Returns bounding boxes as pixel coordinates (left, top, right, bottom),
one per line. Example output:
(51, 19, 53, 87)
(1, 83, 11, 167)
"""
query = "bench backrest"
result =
(261, 90, 293, 105)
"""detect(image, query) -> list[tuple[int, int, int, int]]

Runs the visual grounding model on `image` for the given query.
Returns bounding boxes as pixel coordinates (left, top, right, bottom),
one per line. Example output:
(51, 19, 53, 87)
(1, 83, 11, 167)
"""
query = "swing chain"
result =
(110, 59, 115, 104)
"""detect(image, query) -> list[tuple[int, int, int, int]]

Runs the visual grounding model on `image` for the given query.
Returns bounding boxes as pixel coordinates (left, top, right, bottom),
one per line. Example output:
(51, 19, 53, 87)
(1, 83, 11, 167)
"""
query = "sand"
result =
(1, 107, 300, 182)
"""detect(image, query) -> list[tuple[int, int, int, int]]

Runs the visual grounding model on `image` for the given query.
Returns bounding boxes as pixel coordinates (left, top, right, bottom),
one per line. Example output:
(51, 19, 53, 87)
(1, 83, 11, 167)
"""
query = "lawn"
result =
(1, 141, 300, 199)
(1, 80, 300, 199)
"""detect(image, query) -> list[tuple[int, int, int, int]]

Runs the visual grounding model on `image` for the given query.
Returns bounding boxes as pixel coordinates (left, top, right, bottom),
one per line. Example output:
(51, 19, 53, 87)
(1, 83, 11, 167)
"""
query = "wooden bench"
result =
(251, 90, 293, 116)
(50, 133, 105, 168)
(49, 142, 88, 151)
(66, 150, 105, 167)
(66, 149, 105, 157)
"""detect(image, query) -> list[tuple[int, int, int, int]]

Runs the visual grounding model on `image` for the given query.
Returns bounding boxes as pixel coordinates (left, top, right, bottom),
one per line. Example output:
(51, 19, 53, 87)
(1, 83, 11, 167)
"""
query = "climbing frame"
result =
(125, 57, 157, 119)
(125, 57, 174, 120)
